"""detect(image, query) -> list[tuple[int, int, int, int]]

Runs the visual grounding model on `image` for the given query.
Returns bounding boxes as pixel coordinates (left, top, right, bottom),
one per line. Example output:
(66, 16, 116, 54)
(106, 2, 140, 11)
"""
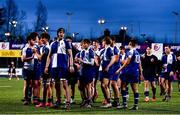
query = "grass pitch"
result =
(0, 77, 180, 114)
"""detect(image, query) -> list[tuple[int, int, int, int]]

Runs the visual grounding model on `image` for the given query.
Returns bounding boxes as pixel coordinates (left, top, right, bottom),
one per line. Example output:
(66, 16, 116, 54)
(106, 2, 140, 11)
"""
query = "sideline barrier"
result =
(0, 68, 22, 76)
(0, 50, 21, 57)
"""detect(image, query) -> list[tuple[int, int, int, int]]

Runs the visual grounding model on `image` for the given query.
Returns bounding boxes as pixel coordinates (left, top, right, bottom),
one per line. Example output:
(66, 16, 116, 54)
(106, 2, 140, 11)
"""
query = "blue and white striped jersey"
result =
(99, 46, 114, 70)
(111, 46, 120, 68)
(22, 44, 34, 70)
(80, 47, 95, 66)
(40, 43, 50, 69)
(50, 39, 72, 68)
(120, 53, 128, 74)
(125, 48, 140, 74)
(161, 53, 176, 73)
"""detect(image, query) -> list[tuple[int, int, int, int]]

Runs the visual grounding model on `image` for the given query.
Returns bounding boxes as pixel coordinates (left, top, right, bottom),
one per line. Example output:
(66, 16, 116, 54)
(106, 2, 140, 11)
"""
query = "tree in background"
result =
(0, 0, 27, 42)
(0, 8, 5, 26)
(34, 0, 48, 33)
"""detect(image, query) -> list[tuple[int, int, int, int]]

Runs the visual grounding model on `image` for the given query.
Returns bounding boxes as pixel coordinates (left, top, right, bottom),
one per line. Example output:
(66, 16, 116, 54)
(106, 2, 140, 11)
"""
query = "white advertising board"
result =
(0, 68, 22, 76)
(151, 43, 163, 60)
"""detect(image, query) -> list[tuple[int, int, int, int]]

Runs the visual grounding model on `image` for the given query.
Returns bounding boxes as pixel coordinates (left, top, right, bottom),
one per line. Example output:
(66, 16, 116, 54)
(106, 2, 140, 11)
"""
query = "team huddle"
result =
(21, 28, 180, 111)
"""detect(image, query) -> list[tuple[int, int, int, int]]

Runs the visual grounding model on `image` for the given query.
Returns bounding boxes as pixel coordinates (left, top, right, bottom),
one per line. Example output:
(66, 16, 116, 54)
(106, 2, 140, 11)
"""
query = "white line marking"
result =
(0, 86, 12, 88)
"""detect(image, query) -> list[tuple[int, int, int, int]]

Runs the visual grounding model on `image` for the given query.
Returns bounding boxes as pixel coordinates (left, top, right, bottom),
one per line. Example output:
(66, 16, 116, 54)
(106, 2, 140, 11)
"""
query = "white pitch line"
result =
(0, 86, 12, 88)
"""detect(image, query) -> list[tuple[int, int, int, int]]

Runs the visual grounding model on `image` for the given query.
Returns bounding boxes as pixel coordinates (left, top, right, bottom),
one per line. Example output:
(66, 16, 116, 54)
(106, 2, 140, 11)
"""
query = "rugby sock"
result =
(51, 96, 54, 103)
(121, 90, 127, 106)
(33, 96, 36, 101)
(37, 97, 40, 102)
(56, 96, 61, 103)
(114, 98, 120, 105)
(144, 91, 149, 97)
(119, 87, 121, 93)
(33, 96, 39, 104)
(84, 97, 88, 104)
(42, 82, 47, 104)
(107, 98, 111, 104)
(152, 88, 156, 99)
(134, 93, 139, 107)
(71, 96, 74, 100)
(86, 98, 92, 105)
(42, 87, 47, 104)
(25, 87, 28, 101)
(126, 87, 129, 96)
(48, 98, 52, 103)
(27, 86, 32, 101)
(160, 86, 165, 95)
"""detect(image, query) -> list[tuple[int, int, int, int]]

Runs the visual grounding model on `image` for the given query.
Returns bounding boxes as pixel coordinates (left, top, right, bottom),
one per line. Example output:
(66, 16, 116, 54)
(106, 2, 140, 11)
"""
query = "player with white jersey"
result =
(160, 45, 176, 102)
(45, 28, 74, 110)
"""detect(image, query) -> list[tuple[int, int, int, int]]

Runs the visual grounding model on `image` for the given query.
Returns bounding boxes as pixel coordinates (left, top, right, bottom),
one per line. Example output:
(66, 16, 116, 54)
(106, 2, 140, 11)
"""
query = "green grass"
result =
(0, 77, 180, 114)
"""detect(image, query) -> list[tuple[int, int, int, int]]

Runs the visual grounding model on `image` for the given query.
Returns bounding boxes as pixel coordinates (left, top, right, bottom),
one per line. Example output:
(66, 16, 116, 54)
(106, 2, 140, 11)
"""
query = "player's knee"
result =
(62, 81, 68, 89)
(133, 90, 138, 94)
(47, 84, 51, 88)
(101, 83, 105, 88)
(63, 84, 67, 90)
(91, 83, 94, 87)
(33, 84, 38, 89)
(111, 83, 116, 89)
(105, 84, 109, 89)
(159, 82, 164, 86)
(33, 81, 39, 88)
(152, 83, 156, 88)
(132, 87, 138, 93)
(111, 80, 115, 85)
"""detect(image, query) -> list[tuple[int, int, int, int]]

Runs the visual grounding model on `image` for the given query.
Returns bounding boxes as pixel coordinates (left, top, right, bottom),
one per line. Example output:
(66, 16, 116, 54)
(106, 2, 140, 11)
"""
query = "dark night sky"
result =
(0, 0, 180, 43)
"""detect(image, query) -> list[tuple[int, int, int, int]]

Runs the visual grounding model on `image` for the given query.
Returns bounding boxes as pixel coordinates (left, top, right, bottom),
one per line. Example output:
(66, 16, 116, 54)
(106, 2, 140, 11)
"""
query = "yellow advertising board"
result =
(0, 50, 21, 57)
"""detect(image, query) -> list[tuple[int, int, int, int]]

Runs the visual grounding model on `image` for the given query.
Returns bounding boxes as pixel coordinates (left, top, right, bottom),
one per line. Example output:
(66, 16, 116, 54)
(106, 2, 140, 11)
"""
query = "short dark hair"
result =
(129, 39, 137, 47)
(41, 32, 50, 41)
(120, 46, 125, 50)
(54, 37, 58, 41)
(111, 36, 116, 42)
(164, 45, 171, 49)
(102, 36, 112, 45)
(57, 28, 65, 35)
(66, 36, 73, 40)
(27, 32, 38, 41)
(83, 39, 91, 44)
(146, 46, 151, 49)
(93, 40, 99, 43)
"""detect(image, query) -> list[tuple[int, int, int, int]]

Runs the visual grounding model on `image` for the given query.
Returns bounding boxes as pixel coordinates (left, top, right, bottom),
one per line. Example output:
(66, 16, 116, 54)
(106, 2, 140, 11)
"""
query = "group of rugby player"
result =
(21, 27, 180, 110)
